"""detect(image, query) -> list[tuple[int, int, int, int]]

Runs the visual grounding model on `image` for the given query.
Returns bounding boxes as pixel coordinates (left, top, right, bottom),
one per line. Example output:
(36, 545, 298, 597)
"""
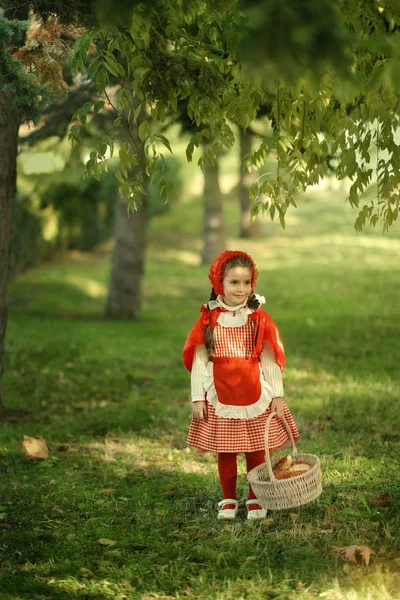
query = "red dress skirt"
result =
(187, 399, 298, 453)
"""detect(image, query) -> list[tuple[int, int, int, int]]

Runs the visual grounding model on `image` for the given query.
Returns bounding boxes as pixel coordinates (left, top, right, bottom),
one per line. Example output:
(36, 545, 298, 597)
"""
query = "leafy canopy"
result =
(68, 0, 400, 231)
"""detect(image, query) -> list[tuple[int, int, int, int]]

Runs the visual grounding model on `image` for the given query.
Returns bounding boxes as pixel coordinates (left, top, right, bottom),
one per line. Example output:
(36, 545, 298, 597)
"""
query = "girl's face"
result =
(222, 266, 252, 306)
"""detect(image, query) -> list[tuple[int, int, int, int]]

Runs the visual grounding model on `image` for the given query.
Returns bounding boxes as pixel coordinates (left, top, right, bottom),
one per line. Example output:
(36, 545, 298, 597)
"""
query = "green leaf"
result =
(132, 82, 144, 101)
(87, 55, 102, 79)
(74, 31, 95, 62)
(153, 134, 172, 153)
(133, 103, 142, 125)
(138, 120, 150, 142)
(69, 125, 81, 142)
(94, 101, 105, 113)
(81, 102, 94, 116)
(103, 51, 121, 77)
(186, 141, 194, 163)
(96, 70, 109, 93)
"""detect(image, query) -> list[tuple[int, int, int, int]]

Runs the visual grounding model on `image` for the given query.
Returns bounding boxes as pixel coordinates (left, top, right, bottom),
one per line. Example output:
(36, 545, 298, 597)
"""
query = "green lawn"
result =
(1, 185, 400, 600)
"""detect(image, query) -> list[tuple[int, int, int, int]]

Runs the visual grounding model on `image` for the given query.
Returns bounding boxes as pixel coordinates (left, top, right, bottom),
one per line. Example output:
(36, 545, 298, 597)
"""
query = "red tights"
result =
(217, 451, 265, 511)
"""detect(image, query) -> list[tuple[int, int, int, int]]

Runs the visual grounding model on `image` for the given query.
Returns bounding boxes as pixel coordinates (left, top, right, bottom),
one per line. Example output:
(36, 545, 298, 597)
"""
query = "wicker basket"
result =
(247, 412, 322, 510)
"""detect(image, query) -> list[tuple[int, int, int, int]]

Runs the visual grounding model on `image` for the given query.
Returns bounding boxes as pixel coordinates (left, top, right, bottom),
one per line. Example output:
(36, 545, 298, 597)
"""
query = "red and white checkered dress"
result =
(187, 320, 299, 453)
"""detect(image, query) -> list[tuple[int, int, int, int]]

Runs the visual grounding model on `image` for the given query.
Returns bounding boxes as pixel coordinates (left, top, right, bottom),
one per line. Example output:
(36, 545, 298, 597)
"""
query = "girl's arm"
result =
(191, 344, 208, 421)
(260, 341, 284, 418)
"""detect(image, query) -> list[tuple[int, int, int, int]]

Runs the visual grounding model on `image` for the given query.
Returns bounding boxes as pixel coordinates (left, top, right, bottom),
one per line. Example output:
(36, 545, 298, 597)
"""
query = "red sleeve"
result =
(182, 309, 208, 371)
(254, 309, 286, 371)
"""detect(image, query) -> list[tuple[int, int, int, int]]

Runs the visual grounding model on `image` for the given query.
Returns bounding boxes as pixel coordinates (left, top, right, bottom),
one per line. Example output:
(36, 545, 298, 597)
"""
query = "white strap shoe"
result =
(217, 499, 238, 520)
(246, 499, 267, 520)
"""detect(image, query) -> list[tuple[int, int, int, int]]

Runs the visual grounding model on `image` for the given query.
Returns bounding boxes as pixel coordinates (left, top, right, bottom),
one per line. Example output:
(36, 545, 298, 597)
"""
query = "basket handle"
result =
(264, 411, 298, 480)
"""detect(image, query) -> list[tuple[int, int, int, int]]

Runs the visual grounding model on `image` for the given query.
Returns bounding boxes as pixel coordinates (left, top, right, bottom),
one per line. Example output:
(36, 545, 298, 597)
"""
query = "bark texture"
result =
(201, 153, 225, 265)
(238, 128, 261, 238)
(0, 94, 21, 409)
(105, 193, 148, 320)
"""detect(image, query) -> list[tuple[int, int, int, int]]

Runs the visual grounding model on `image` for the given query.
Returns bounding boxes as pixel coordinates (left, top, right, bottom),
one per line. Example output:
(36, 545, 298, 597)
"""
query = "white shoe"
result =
(246, 499, 267, 520)
(217, 499, 238, 520)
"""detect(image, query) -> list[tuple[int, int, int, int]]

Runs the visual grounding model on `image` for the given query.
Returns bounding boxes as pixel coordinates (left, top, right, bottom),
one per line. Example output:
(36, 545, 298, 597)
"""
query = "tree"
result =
(105, 95, 150, 319)
(0, 3, 39, 411)
(0, 0, 90, 411)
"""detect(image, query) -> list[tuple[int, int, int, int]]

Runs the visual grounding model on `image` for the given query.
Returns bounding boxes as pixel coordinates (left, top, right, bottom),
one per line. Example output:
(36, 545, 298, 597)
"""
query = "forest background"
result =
(1, 1, 400, 599)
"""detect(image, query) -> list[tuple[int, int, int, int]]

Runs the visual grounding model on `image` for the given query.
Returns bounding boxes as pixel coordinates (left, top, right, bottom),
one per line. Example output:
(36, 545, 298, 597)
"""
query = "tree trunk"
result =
(105, 191, 148, 320)
(105, 92, 150, 320)
(238, 127, 261, 238)
(201, 152, 225, 265)
(0, 94, 21, 410)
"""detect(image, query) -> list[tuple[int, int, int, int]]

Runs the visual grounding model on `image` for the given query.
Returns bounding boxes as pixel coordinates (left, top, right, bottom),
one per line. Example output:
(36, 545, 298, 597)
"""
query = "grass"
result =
(1, 181, 400, 600)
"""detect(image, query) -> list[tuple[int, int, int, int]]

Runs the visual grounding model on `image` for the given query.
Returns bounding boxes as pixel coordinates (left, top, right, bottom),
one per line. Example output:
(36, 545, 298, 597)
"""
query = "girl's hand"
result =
(271, 396, 284, 419)
(192, 401, 207, 421)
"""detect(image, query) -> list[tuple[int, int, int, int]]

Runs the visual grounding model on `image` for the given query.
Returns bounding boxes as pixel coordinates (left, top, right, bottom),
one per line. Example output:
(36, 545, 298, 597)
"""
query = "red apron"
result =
(211, 356, 261, 407)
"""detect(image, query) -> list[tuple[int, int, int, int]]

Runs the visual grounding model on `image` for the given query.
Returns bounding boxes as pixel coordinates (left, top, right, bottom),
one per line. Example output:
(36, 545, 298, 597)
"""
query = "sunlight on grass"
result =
(318, 574, 400, 600)
(84, 437, 214, 476)
(66, 275, 107, 298)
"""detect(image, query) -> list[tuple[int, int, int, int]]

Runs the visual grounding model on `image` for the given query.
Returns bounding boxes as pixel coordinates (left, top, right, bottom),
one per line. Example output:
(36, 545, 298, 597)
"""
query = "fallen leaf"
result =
(120, 579, 133, 590)
(130, 543, 148, 550)
(359, 546, 376, 566)
(260, 517, 274, 526)
(100, 489, 118, 495)
(332, 545, 375, 566)
(18, 436, 49, 460)
(195, 529, 214, 539)
(368, 493, 391, 507)
(327, 505, 339, 517)
(57, 445, 69, 452)
(98, 538, 117, 546)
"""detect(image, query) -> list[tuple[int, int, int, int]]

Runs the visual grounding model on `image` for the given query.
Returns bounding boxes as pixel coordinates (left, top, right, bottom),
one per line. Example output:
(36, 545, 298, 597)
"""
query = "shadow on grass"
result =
(9, 280, 106, 319)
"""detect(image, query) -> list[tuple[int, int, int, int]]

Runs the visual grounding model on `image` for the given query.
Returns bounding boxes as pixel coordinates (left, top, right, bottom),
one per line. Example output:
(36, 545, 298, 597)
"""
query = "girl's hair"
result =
(205, 255, 260, 353)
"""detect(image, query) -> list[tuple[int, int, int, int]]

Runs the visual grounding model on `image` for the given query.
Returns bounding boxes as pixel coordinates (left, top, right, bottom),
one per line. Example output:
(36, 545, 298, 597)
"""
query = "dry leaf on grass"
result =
(120, 579, 133, 590)
(57, 445, 69, 452)
(332, 545, 376, 566)
(161, 490, 178, 497)
(17, 436, 49, 460)
(98, 538, 117, 546)
(368, 493, 392, 506)
(327, 505, 339, 517)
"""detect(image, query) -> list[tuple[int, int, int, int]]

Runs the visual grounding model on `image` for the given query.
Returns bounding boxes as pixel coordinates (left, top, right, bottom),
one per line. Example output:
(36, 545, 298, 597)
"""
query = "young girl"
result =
(183, 250, 299, 520)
